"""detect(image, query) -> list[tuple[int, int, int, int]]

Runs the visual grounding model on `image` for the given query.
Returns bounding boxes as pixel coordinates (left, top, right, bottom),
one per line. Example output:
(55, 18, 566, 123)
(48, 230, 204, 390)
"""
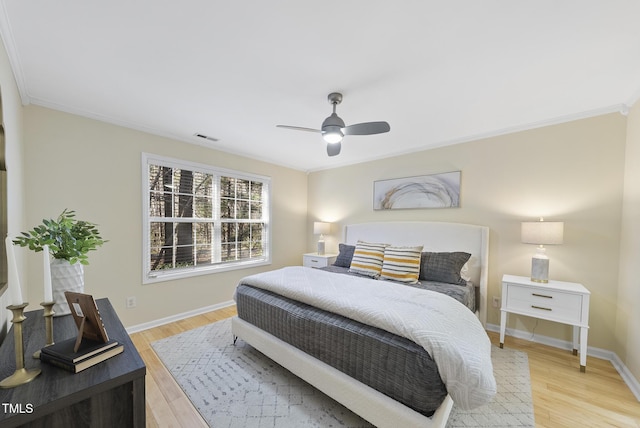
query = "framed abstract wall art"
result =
(373, 171, 461, 210)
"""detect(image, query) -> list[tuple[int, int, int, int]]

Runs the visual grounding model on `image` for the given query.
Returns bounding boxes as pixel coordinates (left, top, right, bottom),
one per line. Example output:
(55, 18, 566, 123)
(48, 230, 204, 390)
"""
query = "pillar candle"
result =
(5, 236, 23, 306)
(43, 244, 53, 302)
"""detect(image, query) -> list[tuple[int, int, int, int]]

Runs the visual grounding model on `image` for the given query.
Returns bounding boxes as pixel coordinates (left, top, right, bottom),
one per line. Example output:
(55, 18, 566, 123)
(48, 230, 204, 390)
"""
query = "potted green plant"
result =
(13, 209, 106, 315)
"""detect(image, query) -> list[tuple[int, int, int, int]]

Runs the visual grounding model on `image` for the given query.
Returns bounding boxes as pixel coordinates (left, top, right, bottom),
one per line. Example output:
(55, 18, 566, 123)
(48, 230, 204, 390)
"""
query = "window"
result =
(142, 153, 271, 283)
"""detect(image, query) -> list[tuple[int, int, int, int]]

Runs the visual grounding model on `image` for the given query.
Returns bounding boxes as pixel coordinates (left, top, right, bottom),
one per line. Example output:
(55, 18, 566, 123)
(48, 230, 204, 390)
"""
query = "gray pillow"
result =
(333, 243, 356, 268)
(419, 252, 471, 285)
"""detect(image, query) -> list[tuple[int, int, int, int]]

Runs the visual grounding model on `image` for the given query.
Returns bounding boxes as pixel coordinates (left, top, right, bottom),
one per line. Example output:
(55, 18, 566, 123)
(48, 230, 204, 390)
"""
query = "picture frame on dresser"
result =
(65, 291, 110, 351)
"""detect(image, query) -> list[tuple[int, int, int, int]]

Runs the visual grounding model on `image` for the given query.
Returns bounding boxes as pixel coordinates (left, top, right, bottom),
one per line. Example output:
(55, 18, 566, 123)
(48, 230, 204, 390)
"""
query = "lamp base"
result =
(317, 240, 325, 256)
(531, 257, 549, 283)
(531, 278, 549, 284)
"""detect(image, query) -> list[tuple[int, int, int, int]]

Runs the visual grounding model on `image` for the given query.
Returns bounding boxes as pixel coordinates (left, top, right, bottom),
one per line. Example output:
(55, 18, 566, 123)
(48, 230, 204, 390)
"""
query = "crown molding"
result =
(0, 0, 31, 105)
(306, 104, 626, 173)
(625, 85, 640, 111)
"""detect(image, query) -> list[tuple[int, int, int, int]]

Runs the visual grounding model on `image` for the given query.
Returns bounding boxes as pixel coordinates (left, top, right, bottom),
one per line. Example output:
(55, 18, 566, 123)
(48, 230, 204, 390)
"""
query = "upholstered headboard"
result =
(343, 221, 489, 326)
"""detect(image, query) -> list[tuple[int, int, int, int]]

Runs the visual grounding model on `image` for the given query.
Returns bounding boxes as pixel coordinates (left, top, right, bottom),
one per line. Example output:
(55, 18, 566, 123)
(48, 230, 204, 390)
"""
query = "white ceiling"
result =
(1, 1, 640, 172)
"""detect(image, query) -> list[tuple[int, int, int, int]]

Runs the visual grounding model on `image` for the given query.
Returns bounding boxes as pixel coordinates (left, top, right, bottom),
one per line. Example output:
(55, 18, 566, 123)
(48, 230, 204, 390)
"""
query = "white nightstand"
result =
(302, 253, 337, 268)
(499, 274, 590, 372)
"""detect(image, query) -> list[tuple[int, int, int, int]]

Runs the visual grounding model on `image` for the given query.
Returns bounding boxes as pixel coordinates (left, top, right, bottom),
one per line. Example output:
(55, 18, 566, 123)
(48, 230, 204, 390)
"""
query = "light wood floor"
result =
(129, 306, 640, 428)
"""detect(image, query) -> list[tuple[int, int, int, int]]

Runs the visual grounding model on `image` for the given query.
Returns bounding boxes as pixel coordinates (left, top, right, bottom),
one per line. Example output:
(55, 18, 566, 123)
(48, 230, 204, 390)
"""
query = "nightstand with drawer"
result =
(303, 253, 337, 268)
(499, 274, 590, 372)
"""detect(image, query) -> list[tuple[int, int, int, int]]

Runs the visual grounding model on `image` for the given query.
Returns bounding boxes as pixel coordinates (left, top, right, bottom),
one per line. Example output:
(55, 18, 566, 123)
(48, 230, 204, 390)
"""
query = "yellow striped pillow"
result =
(348, 241, 389, 278)
(380, 245, 424, 284)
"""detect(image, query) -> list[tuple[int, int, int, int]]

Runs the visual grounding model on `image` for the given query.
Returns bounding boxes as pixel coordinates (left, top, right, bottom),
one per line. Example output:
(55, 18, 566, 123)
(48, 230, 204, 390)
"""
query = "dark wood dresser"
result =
(0, 298, 146, 427)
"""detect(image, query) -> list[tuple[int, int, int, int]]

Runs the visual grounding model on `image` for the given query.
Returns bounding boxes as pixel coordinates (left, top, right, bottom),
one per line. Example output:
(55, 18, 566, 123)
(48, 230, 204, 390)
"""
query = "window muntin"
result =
(143, 154, 270, 283)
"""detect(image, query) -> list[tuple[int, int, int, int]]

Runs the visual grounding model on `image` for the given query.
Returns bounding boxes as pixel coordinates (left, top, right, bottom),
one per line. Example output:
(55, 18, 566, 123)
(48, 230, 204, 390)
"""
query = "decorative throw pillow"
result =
(380, 245, 424, 284)
(419, 252, 471, 285)
(349, 241, 389, 278)
(333, 243, 356, 268)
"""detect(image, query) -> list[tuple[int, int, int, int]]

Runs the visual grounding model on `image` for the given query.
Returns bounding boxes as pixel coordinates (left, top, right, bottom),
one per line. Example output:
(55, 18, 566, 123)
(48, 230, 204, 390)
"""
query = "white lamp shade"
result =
(313, 222, 331, 235)
(521, 221, 564, 245)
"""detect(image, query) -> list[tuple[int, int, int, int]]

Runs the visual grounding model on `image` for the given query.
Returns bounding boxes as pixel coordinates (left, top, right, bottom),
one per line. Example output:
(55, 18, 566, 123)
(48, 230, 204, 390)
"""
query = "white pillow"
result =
(460, 261, 471, 282)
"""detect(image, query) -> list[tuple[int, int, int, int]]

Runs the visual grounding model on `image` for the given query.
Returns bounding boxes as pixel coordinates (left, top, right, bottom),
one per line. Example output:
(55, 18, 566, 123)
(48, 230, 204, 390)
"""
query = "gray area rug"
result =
(152, 319, 534, 427)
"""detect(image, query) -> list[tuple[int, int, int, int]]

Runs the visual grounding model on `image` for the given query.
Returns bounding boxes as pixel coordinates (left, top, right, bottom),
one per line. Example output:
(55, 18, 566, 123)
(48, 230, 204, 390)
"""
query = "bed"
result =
(231, 221, 494, 427)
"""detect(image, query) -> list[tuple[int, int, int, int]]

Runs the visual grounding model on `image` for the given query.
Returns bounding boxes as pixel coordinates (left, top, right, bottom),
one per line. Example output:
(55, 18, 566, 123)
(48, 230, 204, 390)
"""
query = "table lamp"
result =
(521, 218, 564, 283)
(313, 222, 331, 255)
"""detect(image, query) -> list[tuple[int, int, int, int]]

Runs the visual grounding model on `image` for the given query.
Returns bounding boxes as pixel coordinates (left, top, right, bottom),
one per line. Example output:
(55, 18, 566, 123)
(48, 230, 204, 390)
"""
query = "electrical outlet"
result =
(126, 296, 137, 308)
(492, 296, 500, 308)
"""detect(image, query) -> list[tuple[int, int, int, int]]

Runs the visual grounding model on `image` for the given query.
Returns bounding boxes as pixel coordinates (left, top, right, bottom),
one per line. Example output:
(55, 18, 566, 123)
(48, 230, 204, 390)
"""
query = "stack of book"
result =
(40, 337, 124, 373)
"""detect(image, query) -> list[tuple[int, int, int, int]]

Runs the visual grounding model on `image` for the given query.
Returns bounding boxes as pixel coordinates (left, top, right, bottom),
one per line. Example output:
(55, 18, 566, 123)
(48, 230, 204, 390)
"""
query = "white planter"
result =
(50, 259, 84, 316)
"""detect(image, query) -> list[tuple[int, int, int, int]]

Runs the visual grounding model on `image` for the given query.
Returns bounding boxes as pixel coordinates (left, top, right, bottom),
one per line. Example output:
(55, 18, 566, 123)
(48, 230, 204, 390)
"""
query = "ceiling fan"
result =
(277, 92, 390, 157)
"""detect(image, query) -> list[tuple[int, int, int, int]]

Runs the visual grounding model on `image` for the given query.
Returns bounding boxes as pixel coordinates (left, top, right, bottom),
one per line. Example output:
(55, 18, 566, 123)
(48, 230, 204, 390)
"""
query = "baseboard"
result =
(125, 300, 236, 334)
(486, 323, 640, 401)
(609, 352, 640, 402)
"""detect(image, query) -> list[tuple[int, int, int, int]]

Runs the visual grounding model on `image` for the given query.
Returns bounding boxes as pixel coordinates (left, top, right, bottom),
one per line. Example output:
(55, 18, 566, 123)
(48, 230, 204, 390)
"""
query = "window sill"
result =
(143, 258, 271, 284)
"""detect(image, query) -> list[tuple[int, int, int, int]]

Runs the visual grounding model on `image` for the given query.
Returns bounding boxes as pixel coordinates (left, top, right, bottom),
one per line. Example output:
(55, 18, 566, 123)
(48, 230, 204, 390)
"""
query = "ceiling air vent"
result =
(193, 133, 219, 142)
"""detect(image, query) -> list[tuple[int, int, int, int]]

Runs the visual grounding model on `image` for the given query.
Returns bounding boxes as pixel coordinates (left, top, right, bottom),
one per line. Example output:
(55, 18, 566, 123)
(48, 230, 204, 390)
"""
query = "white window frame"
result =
(142, 153, 271, 284)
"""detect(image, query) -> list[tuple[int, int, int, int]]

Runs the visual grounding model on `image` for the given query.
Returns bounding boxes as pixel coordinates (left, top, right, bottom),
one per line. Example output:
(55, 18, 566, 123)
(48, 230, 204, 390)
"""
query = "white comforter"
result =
(238, 266, 497, 410)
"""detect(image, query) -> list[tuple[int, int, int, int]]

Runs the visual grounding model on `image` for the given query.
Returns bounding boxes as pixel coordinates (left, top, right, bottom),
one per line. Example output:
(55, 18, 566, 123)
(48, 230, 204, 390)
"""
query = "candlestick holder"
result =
(0, 303, 41, 389)
(33, 301, 55, 359)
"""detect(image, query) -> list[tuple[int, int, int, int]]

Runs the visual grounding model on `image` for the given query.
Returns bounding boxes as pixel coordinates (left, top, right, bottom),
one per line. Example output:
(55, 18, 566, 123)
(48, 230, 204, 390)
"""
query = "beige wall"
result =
(308, 113, 627, 351)
(618, 102, 640, 380)
(21, 105, 307, 326)
(0, 35, 26, 337)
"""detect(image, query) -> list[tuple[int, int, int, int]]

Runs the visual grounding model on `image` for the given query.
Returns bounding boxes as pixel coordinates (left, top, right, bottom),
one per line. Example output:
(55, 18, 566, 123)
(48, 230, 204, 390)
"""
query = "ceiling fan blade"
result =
(343, 121, 390, 136)
(276, 125, 321, 133)
(327, 142, 341, 157)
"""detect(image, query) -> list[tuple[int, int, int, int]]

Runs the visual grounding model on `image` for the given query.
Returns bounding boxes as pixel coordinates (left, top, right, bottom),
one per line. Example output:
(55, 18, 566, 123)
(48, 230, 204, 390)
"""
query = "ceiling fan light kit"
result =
(322, 126, 344, 143)
(277, 92, 390, 157)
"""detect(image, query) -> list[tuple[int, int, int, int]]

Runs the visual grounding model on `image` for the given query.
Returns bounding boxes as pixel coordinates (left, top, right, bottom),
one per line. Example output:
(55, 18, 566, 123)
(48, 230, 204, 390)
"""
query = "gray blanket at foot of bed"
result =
(235, 283, 448, 416)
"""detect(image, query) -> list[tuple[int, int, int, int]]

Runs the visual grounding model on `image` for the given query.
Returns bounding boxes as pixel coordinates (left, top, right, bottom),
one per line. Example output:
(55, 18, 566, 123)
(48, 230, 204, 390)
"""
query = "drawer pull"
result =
(532, 293, 553, 299)
(531, 305, 552, 311)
